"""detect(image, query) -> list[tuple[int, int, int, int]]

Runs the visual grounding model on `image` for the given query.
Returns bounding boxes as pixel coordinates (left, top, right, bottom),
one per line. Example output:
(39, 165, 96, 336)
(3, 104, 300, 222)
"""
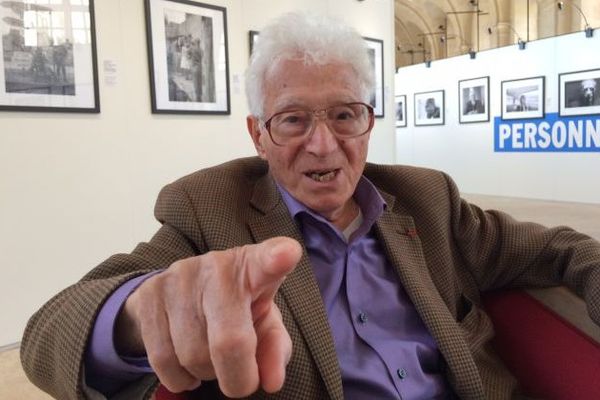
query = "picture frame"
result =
(559, 68, 600, 117)
(0, 0, 99, 113)
(395, 94, 406, 127)
(364, 37, 384, 118)
(501, 76, 545, 120)
(145, 0, 230, 114)
(414, 90, 444, 126)
(458, 76, 489, 124)
(248, 30, 259, 56)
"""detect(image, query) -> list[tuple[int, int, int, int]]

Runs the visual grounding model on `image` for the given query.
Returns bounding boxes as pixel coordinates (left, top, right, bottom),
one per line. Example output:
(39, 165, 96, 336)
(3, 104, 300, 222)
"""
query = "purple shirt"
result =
(279, 178, 448, 399)
(86, 177, 449, 399)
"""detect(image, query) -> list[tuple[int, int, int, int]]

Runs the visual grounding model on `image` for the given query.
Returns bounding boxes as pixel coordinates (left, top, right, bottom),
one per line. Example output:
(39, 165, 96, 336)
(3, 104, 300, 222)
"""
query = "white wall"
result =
(396, 31, 600, 204)
(0, 0, 396, 346)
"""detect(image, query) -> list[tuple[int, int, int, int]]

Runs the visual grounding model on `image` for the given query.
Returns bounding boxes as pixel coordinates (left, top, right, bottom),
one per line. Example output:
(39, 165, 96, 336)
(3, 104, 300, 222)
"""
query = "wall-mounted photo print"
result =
(414, 90, 444, 126)
(395, 94, 406, 127)
(145, 0, 230, 114)
(364, 37, 384, 118)
(559, 68, 600, 117)
(501, 76, 545, 120)
(0, 0, 99, 113)
(458, 76, 489, 124)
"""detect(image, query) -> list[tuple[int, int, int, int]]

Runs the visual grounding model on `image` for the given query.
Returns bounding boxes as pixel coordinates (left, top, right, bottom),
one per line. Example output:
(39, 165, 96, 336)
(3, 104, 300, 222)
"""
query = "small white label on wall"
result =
(232, 73, 242, 95)
(103, 60, 118, 86)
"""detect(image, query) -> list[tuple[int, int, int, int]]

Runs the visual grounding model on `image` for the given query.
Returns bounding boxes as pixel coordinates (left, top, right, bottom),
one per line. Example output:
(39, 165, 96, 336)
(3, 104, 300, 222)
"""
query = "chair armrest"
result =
(483, 288, 600, 399)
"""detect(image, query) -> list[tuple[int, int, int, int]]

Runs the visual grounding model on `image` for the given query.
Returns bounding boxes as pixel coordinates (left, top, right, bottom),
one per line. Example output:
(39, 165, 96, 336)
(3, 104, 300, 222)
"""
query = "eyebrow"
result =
(272, 96, 360, 112)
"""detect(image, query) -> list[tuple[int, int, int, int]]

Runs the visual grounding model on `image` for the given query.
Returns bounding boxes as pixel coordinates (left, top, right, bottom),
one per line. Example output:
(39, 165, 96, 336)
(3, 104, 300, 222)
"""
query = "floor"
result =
(1, 193, 599, 400)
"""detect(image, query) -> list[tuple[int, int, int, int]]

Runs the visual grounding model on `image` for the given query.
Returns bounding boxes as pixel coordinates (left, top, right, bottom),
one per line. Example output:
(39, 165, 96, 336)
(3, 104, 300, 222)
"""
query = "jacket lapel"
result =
(374, 195, 485, 399)
(248, 175, 344, 400)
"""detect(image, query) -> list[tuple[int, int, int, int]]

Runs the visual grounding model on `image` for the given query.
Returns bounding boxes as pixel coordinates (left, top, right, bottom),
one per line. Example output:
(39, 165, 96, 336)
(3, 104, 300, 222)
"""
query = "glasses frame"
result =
(261, 102, 375, 146)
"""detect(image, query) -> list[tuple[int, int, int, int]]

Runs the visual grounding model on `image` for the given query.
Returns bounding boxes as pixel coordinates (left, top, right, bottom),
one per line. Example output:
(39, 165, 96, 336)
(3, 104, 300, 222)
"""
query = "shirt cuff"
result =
(85, 270, 162, 394)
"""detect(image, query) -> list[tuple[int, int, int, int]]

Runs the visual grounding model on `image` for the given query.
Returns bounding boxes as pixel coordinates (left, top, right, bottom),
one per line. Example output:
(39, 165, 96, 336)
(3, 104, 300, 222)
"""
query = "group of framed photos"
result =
(0, 0, 388, 118)
(396, 68, 600, 128)
(0, 0, 232, 114)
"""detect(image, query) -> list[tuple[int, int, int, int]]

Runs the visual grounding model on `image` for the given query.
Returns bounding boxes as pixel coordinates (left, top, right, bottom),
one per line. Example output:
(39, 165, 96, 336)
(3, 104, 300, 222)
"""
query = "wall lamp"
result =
(557, 1, 594, 38)
(440, 35, 476, 59)
(487, 25, 526, 50)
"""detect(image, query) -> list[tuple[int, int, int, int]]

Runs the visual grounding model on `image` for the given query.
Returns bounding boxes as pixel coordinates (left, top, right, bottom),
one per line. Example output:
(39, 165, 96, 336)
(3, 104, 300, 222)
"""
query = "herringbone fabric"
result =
(21, 156, 600, 399)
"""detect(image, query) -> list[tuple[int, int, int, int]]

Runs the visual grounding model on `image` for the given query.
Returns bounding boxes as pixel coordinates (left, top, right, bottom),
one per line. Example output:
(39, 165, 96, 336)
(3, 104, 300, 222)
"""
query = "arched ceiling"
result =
(395, 0, 501, 67)
(395, 0, 600, 68)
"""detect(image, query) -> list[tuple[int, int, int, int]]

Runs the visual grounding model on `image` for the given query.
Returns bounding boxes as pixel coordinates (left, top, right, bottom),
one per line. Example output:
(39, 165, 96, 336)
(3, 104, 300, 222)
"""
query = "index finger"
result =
(200, 237, 301, 397)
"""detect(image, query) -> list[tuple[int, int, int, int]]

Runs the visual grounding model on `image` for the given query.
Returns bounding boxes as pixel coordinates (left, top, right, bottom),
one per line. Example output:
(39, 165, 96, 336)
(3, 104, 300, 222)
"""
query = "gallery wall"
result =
(395, 30, 600, 204)
(0, 0, 396, 346)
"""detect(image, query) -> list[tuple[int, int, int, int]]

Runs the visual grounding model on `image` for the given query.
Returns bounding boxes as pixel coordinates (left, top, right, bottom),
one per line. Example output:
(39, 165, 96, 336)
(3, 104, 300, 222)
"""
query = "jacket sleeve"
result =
(20, 183, 206, 400)
(444, 173, 600, 325)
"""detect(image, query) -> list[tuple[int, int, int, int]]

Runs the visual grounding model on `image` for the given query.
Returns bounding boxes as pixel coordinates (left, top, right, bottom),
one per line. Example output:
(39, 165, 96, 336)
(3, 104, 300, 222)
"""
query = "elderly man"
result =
(22, 12, 600, 400)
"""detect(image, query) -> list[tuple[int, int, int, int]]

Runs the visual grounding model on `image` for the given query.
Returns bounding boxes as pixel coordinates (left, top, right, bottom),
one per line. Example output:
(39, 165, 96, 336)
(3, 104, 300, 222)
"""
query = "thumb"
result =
(244, 236, 302, 303)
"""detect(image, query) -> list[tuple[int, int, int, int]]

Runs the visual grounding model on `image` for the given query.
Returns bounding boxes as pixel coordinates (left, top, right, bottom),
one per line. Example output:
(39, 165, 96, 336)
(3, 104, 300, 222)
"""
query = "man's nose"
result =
(304, 118, 339, 155)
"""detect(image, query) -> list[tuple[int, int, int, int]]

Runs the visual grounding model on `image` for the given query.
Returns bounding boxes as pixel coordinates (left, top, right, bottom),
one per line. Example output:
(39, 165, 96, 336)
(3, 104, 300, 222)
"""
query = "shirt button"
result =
(358, 312, 368, 324)
(397, 368, 407, 380)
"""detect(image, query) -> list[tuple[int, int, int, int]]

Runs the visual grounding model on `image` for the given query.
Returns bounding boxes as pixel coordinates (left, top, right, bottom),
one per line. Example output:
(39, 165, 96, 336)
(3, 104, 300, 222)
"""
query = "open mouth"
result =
(305, 169, 339, 183)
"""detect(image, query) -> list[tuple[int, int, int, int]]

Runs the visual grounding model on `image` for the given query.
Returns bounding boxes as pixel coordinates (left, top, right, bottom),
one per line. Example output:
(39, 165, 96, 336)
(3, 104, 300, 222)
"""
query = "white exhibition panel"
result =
(395, 31, 600, 204)
(0, 0, 396, 346)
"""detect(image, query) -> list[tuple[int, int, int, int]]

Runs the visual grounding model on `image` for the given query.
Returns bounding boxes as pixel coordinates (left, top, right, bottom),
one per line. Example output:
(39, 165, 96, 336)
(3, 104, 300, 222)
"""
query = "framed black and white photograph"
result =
(414, 90, 444, 126)
(248, 30, 259, 56)
(364, 37, 384, 118)
(395, 94, 406, 127)
(145, 0, 230, 114)
(559, 68, 600, 117)
(458, 76, 489, 124)
(501, 76, 545, 120)
(0, 0, 99, 113)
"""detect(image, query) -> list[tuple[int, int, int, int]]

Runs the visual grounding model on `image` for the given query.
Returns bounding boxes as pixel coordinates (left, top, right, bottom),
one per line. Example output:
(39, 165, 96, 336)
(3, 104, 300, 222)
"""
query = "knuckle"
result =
(150, 346, 177, 369)
(211, 331, 256, 359)
(178, 350, 206, 372)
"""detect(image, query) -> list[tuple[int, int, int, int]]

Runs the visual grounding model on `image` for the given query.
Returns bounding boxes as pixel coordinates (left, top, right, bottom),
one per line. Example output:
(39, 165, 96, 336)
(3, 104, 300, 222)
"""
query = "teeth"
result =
(309, 170, 336, 182)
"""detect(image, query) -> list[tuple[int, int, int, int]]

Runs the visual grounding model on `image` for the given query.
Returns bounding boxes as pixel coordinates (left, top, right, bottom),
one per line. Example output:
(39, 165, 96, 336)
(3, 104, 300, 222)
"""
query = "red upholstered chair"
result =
(155, 288, 600, 400)
(482, 288, 600, 399)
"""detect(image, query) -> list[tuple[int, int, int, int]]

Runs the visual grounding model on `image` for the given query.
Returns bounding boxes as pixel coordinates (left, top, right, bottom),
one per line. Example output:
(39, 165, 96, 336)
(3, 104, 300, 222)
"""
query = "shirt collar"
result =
(277, 176, 387, 234)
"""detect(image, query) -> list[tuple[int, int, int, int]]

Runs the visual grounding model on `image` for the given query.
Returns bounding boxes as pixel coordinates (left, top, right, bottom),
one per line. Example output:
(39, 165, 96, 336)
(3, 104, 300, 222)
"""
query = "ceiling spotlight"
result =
(557, 1, 594, 38)
(469, 49, 476, 59)
(425, 60, 432, 68)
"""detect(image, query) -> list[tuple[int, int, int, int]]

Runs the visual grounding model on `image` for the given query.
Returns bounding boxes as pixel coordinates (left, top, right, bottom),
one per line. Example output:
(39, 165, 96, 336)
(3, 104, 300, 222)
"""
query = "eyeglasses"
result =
(261, 102, 374, 146)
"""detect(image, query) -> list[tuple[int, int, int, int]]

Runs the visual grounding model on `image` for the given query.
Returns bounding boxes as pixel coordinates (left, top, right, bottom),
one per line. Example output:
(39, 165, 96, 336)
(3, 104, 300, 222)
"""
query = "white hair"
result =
(245, 12, 374, 118)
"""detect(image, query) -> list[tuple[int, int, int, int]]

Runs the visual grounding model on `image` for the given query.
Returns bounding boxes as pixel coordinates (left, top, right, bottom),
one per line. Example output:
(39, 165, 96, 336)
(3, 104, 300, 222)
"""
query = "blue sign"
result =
(494, 113, 600, 152)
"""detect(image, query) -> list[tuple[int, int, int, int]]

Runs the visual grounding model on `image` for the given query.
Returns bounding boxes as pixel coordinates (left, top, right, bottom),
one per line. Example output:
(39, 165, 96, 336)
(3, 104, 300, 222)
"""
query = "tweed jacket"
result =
(21, 157, 600, 400)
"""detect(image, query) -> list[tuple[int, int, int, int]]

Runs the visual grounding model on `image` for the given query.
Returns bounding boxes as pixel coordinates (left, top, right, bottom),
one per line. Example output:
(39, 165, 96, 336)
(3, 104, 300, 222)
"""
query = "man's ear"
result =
(247, 115, 267, 159)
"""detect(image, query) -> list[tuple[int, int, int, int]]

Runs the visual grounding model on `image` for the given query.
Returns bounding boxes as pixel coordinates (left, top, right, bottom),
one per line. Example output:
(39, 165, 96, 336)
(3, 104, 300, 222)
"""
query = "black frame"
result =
(248, 30, 259, 56)
(501, 76, 545, 121)
(458, 76, 490, 124)
(0, 0, 100, 113)
(558, 68, 600, 117)
(395, 94, 407, 127)
(414, 90, 445, 126)
(363, 36, 384, 118)
(145, 0, 230, 114)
